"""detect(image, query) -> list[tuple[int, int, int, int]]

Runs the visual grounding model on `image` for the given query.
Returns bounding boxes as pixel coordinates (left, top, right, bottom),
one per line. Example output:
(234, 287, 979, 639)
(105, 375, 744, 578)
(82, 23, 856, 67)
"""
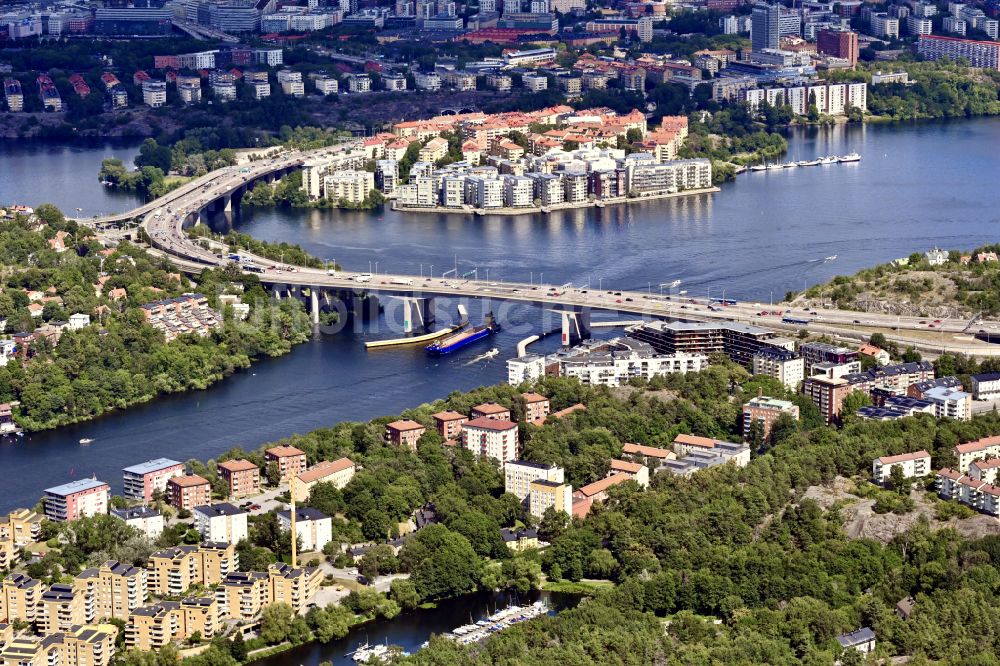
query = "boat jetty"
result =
(749, 152, 861, 172)
(436, 601, 549, 647)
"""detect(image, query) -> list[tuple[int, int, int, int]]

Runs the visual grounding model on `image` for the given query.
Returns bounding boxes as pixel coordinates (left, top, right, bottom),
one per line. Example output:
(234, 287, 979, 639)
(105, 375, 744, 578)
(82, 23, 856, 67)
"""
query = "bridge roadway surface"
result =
(82, 148, 1000, 356)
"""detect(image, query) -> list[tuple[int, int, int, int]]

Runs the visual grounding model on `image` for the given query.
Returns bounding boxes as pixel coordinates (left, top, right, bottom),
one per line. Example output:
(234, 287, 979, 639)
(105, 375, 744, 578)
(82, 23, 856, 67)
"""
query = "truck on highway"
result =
(354, 273, 373, 283)
(390, 278, 414, 286)
(227, 253, 241, 262)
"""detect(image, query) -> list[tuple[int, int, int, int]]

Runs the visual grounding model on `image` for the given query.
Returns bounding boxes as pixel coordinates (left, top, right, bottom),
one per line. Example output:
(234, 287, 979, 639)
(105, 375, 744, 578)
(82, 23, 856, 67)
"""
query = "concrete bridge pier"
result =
(222, 194, 233, 214)
(310, 288, 320, 325)
(272, 284, 286, 300)
(550, 308, 592, 346)
(402, 297, 436, 333)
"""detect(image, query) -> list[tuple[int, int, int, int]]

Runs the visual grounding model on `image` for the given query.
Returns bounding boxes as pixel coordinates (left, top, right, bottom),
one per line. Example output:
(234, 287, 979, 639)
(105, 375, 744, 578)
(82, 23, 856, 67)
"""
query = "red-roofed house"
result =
(609, 459, 649, 488)
(293, 457, 356, 501)
(431, 411, 467, 440)
(574, 472, 631, 502)
(471, 402, 511, 421)
(521, 393, 550, 423)
(622, 442, 675, 461)
(265, 446, 307, 480)
(385, 419, 426, 450)
(167, 474, 211, 510)
(218, 459, 260, 498)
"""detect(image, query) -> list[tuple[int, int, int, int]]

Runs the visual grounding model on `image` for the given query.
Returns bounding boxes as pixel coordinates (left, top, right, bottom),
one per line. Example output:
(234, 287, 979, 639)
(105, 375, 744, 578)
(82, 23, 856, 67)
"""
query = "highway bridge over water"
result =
(75, 143, 1000, 356)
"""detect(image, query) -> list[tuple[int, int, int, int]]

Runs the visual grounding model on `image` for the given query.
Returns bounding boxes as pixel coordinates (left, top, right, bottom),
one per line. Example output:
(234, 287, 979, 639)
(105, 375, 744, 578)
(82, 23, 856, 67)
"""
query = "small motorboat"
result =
(820, 156, 838, 165)
(79, 438, 93, 445)
(839, 152, 861, 162)
(750, 164, 767, 172)
(766, 163, 784, 170)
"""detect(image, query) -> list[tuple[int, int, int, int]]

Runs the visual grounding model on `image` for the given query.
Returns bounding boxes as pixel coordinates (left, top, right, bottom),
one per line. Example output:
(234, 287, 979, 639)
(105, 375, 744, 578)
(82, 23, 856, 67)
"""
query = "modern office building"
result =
(627, 320, 785, 367)
(751, 3, 781, 52)
(94, 6, 172, 35)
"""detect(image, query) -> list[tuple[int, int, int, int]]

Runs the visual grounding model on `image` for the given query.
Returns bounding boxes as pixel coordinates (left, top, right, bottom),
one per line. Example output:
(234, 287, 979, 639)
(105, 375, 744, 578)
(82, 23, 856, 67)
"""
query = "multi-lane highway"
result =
(84, 147, 1000, 356)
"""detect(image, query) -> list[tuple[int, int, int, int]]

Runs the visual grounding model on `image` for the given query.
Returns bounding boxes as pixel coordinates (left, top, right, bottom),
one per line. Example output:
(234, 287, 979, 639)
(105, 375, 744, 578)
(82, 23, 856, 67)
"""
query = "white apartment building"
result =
(872, 450, 932, 484)
(563, 172, 587, 202)
(522, 73, 548, 92)
(141, 80, 166, 108)
(323, 170, 375, 203)
(626, 158, 713, 195)
(413, 71, 441, 91)
(507, 354, 547, 385)
(375, 159, 399, 195)
(300, 151, 368, 199)
(871, 13, 899, 38)
(971, 373, 1000, 399)
(504, 176, 534, 207)
(177, 76, 202, 104)
(397, 176, 438, 208)
(193, 504, 249, 545)
(255, 48, 284, 67)
(558, 344, 708, 387)
(277, 508, 333, 552)
(212, 82, 237, 101)
(383, 73, 407, 90)
(505, 460, 564, 500)
(953, 436, 1000, 473)
(314, 75, 339, 95)
(923, 386, 972, 421)
(906, 15, 932, 35)
(248, 80, 270, 100)
(110, 507, 164, 540)
(442, 177, 465, 207)
(743, 83, 868, 116)
(753, 348, 805, 389)
(917, 35, 1000, 69)
(347, 74, 371, 93)
(943, 15, 967, 35)
(527, 172, 565, 205)
(276, 70, 304, 97)
(462, 417, 519, 463)
(468, 177, 504, 208)
(937, 468, 1000, 517)
(969, 459, 1000, 485)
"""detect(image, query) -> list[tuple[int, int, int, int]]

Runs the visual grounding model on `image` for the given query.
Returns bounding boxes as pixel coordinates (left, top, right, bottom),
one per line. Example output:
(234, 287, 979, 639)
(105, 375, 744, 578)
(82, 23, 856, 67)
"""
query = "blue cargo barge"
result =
(425, 315, 499, 355)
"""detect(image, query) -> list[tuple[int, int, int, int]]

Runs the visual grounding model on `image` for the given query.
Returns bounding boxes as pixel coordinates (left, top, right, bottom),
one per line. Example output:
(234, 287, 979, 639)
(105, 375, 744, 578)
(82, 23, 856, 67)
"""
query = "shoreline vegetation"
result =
(184, 225, 338, 271)
(0, 205, 315, 432)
